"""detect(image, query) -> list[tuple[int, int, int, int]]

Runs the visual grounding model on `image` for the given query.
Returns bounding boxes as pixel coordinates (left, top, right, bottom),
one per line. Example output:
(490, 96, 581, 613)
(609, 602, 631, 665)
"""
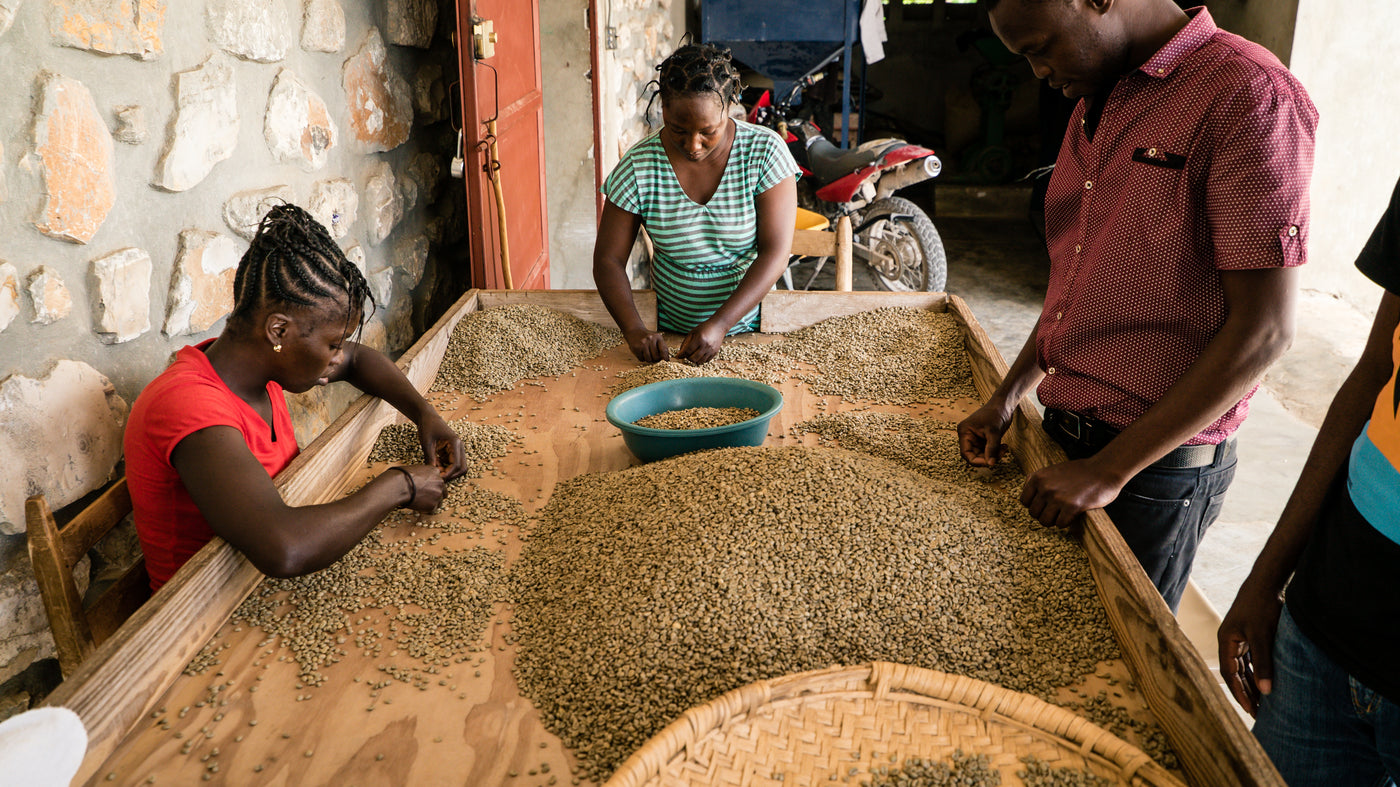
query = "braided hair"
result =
(230, 203, 375, 337)
(649, 42, 744, 114)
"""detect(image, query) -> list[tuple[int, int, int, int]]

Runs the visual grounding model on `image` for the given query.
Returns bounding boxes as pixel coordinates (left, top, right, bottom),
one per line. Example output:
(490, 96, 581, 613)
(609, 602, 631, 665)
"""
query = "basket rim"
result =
(603, 661, 1186, 787)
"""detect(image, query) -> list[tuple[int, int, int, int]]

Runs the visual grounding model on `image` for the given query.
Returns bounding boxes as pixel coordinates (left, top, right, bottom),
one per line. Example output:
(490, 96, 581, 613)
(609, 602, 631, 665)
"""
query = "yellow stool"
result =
(786, 210, 852, 291)
(794, 207, 829, 232)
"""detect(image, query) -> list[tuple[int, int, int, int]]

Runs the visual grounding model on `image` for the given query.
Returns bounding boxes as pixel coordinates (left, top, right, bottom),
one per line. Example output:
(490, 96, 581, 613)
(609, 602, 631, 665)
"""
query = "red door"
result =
(455, 0, 549, 290)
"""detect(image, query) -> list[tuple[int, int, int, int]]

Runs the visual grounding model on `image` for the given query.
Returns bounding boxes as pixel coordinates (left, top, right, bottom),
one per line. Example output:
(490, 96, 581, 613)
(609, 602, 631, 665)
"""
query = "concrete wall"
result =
(542, 0, 683, 289)
(0, 0, 463, 713)
(592, 0, 682, 184)
(1197, 1, 1399, 319)
(1288, 0, 1400, 314)
(540, 0, 684, 289)
(1206, 0, 1298, 65)
(541, 0, 601, 289)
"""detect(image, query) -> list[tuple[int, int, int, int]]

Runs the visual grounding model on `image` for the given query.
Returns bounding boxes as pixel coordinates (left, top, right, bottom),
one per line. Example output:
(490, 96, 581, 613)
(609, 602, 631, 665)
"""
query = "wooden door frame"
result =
(589, 0, 605, 223)
(455, 0, 489, 289)
(454, 0, 551, 289)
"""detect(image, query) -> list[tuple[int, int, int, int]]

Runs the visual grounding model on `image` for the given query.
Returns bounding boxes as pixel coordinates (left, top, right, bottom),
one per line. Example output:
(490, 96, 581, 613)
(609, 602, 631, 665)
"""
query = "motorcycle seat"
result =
(805, 135, 903, 185)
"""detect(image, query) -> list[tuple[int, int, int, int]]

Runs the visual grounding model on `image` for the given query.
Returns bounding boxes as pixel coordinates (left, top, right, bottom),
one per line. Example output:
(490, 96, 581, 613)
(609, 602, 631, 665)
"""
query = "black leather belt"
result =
(1042, 408, 1230, 469)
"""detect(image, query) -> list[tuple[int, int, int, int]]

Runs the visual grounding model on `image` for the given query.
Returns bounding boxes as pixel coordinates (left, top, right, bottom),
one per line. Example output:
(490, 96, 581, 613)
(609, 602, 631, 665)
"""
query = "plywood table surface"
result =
(68, 287, 1277, 786)
(86, 328, 1162, 787)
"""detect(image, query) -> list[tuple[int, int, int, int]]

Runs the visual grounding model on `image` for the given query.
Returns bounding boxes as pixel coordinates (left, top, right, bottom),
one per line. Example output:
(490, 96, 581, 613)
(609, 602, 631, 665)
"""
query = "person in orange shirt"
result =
(1219, 175, 1400, 784)
(124, 204, 466, 590)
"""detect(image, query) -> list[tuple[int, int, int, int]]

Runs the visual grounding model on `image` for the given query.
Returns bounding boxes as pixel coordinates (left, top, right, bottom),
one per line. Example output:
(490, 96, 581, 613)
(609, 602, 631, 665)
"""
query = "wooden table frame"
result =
(46, 289, 1280, 786)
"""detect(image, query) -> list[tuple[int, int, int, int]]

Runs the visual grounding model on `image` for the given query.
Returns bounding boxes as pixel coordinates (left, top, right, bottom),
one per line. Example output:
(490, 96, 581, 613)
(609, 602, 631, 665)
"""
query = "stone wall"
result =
(0, 0, 465, 715)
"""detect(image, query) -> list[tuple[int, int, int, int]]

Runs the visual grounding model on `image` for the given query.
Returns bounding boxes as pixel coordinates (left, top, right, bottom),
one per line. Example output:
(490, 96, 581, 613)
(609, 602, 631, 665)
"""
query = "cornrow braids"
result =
(230, 203, 376, 337)
(649, 42, 744, 113)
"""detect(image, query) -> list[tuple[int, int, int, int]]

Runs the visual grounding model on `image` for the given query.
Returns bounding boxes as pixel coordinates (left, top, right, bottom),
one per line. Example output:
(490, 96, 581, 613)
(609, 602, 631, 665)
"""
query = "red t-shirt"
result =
(1038, 7, 1317, 444)
(124, 339, 300, 590)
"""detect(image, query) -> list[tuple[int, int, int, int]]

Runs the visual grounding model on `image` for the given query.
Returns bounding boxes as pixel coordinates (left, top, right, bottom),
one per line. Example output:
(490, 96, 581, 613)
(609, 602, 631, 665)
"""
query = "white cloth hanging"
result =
(0, 707, 87, 787)
(860, 0, 889, 64)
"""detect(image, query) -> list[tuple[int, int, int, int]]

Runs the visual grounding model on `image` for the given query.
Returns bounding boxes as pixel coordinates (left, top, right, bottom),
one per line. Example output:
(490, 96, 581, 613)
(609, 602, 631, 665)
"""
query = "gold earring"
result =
(273, 344, 282, 353)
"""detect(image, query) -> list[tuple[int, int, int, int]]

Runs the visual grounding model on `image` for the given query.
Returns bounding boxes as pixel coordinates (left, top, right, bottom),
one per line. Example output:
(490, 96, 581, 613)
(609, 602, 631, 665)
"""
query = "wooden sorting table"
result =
(47, 290, 1282, 786)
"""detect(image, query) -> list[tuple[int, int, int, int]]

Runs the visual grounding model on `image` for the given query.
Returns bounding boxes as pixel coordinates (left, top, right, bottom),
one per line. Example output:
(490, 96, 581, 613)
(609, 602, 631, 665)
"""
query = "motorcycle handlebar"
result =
(776, 45, 842, 108)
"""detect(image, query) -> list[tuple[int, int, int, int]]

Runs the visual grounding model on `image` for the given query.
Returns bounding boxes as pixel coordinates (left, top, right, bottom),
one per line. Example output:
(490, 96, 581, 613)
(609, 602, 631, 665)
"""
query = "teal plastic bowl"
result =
(605, 377, 784, 463)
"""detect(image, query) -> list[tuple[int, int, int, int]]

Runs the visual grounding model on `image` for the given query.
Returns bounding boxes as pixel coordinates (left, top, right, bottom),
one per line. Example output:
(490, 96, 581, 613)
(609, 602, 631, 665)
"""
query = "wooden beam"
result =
(1079, 511, 1282, 786)
(478, 289, 657, 330)
(26, 495, 93, 675)
(55, 480, 132, 569)
(834, 216, 853, 292)
(759, 291, 949, 333)
(791, 229, 837, 258)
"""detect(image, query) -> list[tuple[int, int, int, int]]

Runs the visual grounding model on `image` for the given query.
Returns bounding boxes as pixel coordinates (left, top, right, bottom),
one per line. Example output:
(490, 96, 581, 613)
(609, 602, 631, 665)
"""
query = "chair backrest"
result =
(26, 479, 149, 676)
(790, 215, 854, 291)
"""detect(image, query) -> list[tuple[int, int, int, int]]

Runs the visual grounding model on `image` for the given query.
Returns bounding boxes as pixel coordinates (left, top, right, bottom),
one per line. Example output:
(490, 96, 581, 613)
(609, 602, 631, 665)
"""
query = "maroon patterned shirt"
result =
(1037, 8, 1317, 445)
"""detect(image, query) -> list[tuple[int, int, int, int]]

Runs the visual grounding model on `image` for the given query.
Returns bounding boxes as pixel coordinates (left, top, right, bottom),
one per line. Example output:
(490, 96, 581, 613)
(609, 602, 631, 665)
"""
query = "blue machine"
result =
(701, 0, 862, 148)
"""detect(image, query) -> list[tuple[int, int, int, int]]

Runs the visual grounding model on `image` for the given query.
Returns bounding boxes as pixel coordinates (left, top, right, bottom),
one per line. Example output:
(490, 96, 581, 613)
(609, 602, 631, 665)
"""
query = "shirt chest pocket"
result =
(1131, 147, 1186, 170)
(1124, 146, 1190, 205)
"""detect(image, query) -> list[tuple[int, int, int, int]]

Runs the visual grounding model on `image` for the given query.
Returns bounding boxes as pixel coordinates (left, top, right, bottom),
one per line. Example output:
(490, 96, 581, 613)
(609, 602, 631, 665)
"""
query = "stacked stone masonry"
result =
(0, 0, 466, 717)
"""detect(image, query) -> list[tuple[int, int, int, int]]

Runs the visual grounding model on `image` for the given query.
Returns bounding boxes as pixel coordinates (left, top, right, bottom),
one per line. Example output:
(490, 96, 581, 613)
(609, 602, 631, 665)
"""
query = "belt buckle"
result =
(1060, 410, 1083, 441)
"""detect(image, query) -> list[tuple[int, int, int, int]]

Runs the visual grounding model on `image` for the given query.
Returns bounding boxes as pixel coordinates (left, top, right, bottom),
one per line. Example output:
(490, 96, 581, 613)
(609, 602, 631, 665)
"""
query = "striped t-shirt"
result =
(602, 120, 800, 333)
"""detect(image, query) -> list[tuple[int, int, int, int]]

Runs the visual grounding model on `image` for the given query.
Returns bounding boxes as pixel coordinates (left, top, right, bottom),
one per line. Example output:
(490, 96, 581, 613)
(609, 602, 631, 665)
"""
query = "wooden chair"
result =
(26, 479, 150, 676)
(789, 212, 854, 291)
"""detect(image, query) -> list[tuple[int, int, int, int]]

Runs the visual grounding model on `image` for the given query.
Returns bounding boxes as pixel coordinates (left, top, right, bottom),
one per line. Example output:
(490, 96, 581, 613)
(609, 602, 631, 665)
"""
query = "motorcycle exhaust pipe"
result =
(875, 154, 943, 200)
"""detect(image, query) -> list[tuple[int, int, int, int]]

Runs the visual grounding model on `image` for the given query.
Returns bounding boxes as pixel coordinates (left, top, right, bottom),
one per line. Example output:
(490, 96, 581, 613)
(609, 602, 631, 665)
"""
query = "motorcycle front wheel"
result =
(855, 197, 947, 293)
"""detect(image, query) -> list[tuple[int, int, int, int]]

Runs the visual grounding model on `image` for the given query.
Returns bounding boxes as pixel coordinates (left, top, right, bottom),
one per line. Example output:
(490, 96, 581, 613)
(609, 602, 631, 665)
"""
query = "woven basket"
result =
(605, 662, 1185, 787)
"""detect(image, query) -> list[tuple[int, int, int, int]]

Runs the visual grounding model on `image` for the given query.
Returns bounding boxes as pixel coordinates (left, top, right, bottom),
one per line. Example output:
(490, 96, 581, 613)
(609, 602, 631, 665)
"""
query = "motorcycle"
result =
(748, 66, 947, 292)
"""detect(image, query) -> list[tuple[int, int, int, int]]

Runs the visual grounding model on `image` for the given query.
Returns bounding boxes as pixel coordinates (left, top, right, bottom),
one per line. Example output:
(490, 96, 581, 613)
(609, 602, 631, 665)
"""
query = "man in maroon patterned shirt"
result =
(959, 0, 1317, 611)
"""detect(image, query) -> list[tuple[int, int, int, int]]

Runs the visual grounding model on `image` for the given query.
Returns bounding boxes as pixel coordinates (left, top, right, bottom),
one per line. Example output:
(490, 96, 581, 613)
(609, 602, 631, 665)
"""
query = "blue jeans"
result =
(1050, 429, 1236, 613)
(1253, 606, 1400, 786)
(1102, 443, 1235, 613)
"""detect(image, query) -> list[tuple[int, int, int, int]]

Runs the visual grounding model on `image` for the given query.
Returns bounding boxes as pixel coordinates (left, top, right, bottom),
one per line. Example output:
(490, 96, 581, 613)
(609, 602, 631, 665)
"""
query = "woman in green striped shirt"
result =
(594, 44, 799, 365)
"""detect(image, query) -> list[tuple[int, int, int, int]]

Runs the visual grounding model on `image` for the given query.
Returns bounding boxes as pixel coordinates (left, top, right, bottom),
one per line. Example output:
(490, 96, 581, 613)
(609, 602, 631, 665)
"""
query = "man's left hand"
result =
(1020, 457, 1127, 528)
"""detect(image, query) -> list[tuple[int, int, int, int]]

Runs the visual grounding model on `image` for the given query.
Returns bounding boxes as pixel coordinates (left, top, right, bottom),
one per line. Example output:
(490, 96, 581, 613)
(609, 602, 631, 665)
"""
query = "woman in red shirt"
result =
(124, 204, 466, 590)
